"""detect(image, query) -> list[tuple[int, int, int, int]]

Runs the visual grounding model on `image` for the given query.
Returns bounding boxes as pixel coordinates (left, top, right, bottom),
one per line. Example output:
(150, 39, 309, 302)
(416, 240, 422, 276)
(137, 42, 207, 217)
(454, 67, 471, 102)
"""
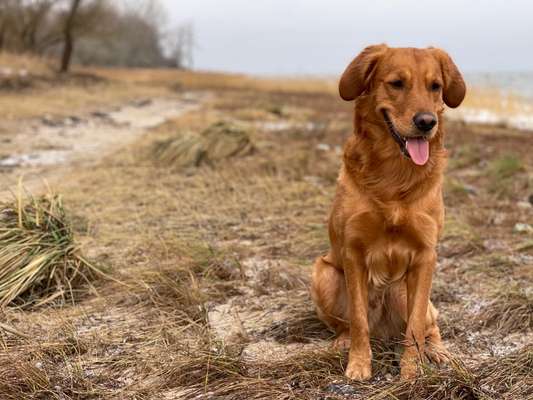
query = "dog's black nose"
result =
(413, 112, 437, 132)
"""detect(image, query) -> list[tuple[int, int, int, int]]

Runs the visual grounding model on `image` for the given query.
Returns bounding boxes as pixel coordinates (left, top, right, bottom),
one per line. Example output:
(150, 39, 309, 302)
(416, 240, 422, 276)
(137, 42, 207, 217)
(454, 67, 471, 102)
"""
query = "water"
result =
(447, 71, 533, 131)
(466, 72, 533, 100)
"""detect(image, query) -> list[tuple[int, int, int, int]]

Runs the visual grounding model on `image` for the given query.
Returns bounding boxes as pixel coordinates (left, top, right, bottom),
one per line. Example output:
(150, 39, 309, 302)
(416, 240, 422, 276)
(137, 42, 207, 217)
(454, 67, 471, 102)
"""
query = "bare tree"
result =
(165, 22, 194, 69)
(74, 1, 167, 68)
(20, 0, 55, 52)
(60, 0, 81, 72)
(0, 0, 180, 70)
(0, 0, 61, 53)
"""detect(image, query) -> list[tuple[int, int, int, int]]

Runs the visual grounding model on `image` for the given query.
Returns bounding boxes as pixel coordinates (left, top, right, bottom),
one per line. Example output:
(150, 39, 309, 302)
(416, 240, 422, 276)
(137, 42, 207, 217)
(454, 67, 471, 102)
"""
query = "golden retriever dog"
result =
(311, 44, 466, 380)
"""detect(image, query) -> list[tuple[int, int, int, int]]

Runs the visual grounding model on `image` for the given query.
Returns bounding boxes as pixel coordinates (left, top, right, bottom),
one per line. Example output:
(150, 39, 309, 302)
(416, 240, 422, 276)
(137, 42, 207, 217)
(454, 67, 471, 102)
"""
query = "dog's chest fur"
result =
(365, 235, 412, 288)
(355, 202, 437, 289)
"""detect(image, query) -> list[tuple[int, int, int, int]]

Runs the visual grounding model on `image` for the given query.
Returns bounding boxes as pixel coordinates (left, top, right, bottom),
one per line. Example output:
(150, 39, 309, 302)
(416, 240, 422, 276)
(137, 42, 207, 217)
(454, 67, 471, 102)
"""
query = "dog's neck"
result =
(343, 112, 447, 204)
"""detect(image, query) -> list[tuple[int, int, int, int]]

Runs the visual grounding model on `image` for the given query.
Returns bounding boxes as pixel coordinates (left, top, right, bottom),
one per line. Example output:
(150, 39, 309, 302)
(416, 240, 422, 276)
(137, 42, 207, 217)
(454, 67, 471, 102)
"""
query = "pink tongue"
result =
(406, 138, 429, 165)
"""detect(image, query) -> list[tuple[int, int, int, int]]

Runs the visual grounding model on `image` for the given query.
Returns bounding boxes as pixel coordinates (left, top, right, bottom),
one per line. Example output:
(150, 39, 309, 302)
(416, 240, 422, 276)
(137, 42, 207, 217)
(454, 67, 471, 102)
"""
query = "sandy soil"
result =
(0, 92, 207, 199)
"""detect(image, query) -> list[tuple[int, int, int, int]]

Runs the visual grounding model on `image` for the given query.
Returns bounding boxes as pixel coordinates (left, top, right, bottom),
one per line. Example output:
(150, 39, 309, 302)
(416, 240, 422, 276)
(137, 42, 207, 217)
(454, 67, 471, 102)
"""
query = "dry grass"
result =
(0, 53, 171, 120)
(485, 154, 525, 197)
(0, 71, 532, 399)
(478, 285, 532, 333)
(0, 77, 173, 120)
(0, 52, 54, 77)
(150, 121, 255, 169)
(0, 190, 100, 308)
(161, 342, 532, 400)
(0, 53, 336, 121)
(84, 66, 337, 94)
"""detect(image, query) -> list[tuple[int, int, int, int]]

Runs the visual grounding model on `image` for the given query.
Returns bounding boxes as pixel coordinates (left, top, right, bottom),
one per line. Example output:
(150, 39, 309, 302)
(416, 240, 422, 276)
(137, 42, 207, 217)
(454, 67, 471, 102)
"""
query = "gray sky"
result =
(161, 0, 533, 76)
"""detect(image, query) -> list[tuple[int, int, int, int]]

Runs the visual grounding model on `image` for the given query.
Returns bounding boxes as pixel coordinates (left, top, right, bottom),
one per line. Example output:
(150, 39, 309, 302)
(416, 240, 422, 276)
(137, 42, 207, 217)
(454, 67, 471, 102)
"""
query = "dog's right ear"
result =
(339, 44, 388, 101)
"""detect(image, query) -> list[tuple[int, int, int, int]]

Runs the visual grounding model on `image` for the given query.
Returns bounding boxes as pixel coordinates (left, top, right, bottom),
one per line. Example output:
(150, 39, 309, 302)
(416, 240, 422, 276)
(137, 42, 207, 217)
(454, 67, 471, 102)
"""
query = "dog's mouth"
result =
(382, 110, 429, 166)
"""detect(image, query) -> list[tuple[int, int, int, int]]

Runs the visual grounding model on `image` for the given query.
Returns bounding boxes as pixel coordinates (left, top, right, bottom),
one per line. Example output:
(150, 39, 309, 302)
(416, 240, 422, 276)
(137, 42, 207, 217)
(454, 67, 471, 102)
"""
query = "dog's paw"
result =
(332, 332, 351, 351)
(345, 358, 372, 381)
(400, 348, 421, 380)
(400, 362, 418, 380)
(425, 343, 450, 365)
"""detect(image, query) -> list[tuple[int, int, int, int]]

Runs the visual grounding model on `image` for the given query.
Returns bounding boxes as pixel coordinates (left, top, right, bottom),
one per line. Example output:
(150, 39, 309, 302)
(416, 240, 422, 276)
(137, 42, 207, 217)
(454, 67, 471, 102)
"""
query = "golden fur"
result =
(311, 45, 466, 380)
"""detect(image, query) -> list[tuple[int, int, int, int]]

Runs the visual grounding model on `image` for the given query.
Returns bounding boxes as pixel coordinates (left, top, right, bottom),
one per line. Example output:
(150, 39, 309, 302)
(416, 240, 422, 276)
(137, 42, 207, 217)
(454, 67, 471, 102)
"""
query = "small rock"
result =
(91, 111, 109, 119)
(517, 201, 532, 210)
(133, 99, 152, 108)
(514, 223, 533, 234)
(491, 213, 506, 225)
(35, 362, 43, 369)
(41, 116, 62, 127)
(66, 116, 82, 125)
(463, 184, 478, 196)
(316, 143, 331, 151)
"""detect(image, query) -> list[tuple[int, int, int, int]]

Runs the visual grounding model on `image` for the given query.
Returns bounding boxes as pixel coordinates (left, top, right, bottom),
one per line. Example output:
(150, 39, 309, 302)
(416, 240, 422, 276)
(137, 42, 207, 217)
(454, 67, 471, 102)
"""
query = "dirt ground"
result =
(0, 93, 205, 198)
(0, 72, 531, 399)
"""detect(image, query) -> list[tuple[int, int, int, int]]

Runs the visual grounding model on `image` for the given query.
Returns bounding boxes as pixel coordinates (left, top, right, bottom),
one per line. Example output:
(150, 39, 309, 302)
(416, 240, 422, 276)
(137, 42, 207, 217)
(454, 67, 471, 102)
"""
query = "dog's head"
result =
(339, 45, 466, 166)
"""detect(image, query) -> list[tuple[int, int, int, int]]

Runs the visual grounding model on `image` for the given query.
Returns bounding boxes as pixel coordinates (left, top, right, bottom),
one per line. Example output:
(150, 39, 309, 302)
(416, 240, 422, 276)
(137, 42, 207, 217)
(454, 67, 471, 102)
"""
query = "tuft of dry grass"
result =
(129, 243, 245, 322)
(487, 154, 523, 180)
(478, 285, 532, 333)
(486, 153, 524, 197)
(150, 121, 255, 169)
(0, 190, 100, 308)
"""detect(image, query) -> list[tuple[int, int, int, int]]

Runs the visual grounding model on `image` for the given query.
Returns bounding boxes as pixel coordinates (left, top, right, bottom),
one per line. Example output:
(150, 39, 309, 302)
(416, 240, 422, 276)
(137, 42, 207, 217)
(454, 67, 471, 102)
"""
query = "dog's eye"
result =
(389, 80, 404, 89)
(431, 82, 441, 91)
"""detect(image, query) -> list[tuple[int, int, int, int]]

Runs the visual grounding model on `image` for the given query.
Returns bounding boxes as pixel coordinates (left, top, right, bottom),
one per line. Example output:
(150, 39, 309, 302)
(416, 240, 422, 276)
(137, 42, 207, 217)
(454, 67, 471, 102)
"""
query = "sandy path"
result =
(0, 92, 205, 199)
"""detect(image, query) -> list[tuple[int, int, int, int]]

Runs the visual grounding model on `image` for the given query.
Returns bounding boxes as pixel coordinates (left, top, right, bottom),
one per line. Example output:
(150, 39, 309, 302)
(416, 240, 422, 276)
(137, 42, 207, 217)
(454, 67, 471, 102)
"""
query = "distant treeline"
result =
(0, 0, 193, 71)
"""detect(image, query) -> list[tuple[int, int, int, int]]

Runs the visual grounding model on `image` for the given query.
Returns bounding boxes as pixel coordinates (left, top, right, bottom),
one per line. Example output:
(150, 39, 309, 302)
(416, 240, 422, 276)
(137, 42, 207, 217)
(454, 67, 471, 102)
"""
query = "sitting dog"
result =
(311, 44, 466, 380)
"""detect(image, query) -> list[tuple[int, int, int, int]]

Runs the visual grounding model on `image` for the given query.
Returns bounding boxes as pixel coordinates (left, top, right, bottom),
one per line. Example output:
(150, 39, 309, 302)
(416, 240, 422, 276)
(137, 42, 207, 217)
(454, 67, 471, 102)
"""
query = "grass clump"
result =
(478, 285, 532, 333)
(448, 144, 482, 170)
(442, 214, 481, 254)
(487, 154, 523, 180)
(151, 121, 255, 168)
(0, 192, 100, 308)
(486, 153, 524, 196)
(132, 243, 244, 324)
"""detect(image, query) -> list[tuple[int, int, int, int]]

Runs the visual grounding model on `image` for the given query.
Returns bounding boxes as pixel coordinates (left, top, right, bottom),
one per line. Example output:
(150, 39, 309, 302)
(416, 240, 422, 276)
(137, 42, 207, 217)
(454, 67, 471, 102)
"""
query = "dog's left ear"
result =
(339, 44, 388, 101)
(430, 48, 466, 108)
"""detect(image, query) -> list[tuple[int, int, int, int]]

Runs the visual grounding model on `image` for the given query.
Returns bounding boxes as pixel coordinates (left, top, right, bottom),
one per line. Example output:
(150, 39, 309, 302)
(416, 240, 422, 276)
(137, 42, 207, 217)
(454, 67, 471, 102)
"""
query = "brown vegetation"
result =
(0, 67, 531, 398)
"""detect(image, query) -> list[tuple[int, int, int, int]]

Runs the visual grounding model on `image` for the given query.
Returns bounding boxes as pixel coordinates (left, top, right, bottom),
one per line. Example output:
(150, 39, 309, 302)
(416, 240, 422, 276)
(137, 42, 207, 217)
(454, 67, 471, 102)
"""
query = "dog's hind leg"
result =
(311, 253, 350, 348)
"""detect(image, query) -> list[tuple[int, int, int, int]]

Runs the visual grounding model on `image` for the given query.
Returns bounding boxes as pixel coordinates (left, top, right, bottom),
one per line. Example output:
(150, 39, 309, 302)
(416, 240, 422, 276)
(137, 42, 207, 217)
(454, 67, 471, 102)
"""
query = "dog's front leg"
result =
(400, 250, 436, 379)
(343, 249, 371, 381)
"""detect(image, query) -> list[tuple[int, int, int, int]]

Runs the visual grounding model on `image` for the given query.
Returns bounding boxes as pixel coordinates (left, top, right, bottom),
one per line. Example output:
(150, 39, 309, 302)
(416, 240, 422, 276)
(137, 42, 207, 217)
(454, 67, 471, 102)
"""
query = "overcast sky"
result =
(160, 0, 533, 76)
